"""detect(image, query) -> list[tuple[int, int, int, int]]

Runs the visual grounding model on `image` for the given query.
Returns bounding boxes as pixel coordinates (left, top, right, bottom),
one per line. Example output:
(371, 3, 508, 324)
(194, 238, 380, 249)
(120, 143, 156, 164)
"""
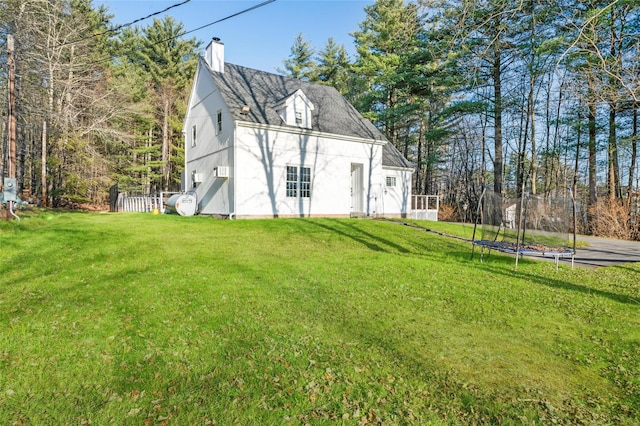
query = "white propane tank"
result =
(166, 193, 197, 216)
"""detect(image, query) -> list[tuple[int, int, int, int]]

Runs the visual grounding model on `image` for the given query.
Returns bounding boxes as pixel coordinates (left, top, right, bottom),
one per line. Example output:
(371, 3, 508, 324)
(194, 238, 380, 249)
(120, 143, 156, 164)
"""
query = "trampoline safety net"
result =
(472, 190, 576, 269)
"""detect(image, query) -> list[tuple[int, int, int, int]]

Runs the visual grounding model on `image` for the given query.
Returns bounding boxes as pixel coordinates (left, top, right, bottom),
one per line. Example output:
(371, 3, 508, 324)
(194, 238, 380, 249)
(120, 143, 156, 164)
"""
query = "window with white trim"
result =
(216, 110, 223, 134)
(286, 166, 311, 198)
(286, 166, 298, 197)
(275, 89, 314, 129)
(191, 125, 197, 147)
(386, 176, 397, 187)
(300, 167, 311, 197)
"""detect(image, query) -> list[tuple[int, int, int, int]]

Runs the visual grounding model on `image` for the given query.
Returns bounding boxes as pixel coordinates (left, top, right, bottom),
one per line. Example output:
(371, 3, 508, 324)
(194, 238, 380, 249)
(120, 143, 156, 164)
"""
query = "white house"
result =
(183, 38, 413, 219)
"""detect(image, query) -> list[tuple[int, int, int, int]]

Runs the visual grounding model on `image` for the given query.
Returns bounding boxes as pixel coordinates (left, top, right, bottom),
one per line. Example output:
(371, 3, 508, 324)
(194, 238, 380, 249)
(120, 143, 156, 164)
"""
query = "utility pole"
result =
(42, 120, 47, 207)
(8, 34, 16, 179)
(5, 34, 18, 220)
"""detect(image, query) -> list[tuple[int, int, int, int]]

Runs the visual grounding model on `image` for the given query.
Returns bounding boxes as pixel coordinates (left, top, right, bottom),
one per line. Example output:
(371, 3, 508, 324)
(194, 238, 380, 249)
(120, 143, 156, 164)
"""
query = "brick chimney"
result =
(205, 37, 224, 73)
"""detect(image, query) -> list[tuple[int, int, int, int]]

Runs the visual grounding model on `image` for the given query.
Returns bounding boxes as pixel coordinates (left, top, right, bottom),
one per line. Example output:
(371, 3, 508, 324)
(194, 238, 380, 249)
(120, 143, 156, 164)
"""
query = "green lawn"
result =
(1, 212, 638, 424)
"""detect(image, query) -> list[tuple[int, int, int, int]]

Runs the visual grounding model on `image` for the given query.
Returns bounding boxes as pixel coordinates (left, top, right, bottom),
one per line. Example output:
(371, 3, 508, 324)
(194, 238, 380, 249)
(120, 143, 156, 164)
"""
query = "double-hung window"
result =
(286, 166, 298, 197)
(286, 166, 311, 198)
(299, 167, 311, 197)
(216, 110, 223, 134)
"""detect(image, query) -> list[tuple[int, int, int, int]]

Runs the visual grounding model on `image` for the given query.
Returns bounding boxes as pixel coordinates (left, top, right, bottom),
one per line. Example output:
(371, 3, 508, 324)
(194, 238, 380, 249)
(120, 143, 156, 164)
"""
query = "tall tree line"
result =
(0, 0, 198, 207)
(2, 0, 639, 236)
(281, 0, 639, 235)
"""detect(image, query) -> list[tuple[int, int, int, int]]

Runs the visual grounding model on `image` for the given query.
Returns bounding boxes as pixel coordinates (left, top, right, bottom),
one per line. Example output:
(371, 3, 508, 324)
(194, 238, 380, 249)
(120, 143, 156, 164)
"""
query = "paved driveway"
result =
(399, 220, 640, 269)
(562, 235, 640, 268)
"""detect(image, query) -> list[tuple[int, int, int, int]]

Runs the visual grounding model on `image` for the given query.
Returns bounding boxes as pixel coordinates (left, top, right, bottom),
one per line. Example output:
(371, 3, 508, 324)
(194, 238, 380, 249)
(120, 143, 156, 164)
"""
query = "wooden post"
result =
(42, 120, 47, 206)
(6, 34, 17, 219)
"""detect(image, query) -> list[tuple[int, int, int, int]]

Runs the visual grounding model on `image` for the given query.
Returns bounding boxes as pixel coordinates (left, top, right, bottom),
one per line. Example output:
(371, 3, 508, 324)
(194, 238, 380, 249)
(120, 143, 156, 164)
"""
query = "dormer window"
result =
(275, 89, 314, 129)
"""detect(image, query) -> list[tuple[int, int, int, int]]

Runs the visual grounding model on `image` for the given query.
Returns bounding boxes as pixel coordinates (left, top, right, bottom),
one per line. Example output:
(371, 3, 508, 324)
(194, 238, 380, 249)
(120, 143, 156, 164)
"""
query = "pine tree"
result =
(315, 37, 351, 94)
(117, 17, 199, 192)
(351, 0, 423, 150)
(279, 33, 317, 80)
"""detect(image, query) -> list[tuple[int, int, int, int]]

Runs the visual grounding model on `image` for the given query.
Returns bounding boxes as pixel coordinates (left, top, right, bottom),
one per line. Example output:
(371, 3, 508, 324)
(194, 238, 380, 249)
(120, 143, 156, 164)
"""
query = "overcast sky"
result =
(99, 0, 373, 73)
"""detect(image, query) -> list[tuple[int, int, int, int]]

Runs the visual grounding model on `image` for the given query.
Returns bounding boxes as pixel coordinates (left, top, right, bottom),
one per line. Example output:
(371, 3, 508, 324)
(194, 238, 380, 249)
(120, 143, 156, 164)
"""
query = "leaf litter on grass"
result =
(0, 213, 638, 424)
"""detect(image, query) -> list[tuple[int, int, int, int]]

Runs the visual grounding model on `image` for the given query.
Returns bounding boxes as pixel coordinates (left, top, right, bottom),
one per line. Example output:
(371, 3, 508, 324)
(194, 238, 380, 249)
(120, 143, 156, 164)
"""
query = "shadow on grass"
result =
(1, 227, 118, 282)
(303, 219, 483, 264)
(608, 264, 640, 275)
(474, 262, 640, 306)
(6, 262, 161, 318)
(305, 219, 412, 254)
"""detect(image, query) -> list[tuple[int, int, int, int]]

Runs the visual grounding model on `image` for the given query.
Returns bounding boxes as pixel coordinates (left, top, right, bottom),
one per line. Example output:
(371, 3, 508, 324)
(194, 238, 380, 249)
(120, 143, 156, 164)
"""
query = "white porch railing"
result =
(411, 195, 439, 221)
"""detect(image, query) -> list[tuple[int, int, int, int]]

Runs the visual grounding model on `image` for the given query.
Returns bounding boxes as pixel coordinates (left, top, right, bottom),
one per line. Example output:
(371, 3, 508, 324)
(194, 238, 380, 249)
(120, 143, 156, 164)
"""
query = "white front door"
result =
(351, 163, 363, 214)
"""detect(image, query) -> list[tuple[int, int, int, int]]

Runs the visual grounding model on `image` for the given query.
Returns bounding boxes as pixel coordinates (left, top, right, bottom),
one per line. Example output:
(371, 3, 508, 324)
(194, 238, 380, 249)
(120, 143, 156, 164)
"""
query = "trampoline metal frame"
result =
(471, 187, 577, 271)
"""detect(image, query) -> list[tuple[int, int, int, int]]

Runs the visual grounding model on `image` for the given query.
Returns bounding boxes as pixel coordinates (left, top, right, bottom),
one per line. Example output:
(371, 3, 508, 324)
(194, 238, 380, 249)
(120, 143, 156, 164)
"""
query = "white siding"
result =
(184, 69, 234, 215)
(382, 167, 411, 218)
(184, 62, 412, 219)
(233, 126, 385, 218)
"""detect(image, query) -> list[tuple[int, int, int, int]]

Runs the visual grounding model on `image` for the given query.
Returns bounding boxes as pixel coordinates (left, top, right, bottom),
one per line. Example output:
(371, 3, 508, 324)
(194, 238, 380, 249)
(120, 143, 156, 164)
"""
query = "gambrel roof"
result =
(202, 59, 413, 170)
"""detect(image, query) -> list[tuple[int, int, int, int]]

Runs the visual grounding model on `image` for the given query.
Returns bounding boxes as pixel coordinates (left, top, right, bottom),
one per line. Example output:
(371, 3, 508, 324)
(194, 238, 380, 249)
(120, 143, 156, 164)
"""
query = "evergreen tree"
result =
(315, 37, 351, 94)
(117, 17, 199, 192)
(280, 33, 317, 80)
(351, 0, 424, 152)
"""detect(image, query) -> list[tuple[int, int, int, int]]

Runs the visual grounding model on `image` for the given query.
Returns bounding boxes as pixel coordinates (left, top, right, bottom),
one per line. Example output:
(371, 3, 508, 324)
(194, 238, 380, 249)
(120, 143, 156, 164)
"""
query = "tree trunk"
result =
(528, 4, 538, 196)
(588, 99, 597, 207)
(607, 103, 621, 200)
(549, 77, 564, 194)
(544, 78, 552, 193)
(147, 125, 153, 192)
(481, 113, 487, 186)
(41, 120, 47, 207)
(573, 110, 581, 196)
(162, 97, 170, 192)
(493, 47, 503, 196)
(416, 119, 423, 194)
(517, 85, 528, 199)
(530, 86, 537, 196)
(628, 106, 638, 201)
(423, 112, 433, 195)
(605, 6, 623, 201)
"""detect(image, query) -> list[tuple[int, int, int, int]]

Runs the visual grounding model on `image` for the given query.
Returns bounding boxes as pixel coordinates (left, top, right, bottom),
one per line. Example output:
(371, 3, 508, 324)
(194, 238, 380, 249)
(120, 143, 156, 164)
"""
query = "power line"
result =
(7, 0, 276, 70)
(178, 0, 275, 39)
(125, 0, 277, 51)
(90, 0, 277, 66)
(59, 0, 192, 48)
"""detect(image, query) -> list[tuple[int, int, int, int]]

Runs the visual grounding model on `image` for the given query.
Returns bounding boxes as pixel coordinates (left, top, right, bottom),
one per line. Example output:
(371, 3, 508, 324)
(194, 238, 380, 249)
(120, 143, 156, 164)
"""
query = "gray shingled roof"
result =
(203, 59, 413, 169)
(383, 142, 414, 169)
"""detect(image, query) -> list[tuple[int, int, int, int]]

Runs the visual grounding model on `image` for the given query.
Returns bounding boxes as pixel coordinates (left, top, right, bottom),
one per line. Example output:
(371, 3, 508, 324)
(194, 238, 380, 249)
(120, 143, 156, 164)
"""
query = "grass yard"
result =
(0, 212, 638, 425)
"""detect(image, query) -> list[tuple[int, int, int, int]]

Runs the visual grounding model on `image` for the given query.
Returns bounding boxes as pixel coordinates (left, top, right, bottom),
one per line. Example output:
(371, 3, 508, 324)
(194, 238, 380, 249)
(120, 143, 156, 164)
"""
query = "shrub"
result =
(437, 203, 458, 222)
(588, 199, 640, 240)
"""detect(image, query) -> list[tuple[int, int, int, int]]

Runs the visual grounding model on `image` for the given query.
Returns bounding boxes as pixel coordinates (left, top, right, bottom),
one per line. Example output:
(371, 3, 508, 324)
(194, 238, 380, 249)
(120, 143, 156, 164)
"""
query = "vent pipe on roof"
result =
(205, 37, 224, 73)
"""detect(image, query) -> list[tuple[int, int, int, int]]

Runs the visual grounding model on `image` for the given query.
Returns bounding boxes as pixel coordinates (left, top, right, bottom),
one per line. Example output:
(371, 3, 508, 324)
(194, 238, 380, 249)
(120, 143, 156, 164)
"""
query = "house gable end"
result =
(185, 59, 225, 123)
(184, 59, 235, 140)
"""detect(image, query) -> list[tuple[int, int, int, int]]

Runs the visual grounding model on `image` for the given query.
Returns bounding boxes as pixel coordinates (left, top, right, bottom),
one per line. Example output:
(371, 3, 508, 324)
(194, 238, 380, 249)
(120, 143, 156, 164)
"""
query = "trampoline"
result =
(471, 188, 577, 271)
